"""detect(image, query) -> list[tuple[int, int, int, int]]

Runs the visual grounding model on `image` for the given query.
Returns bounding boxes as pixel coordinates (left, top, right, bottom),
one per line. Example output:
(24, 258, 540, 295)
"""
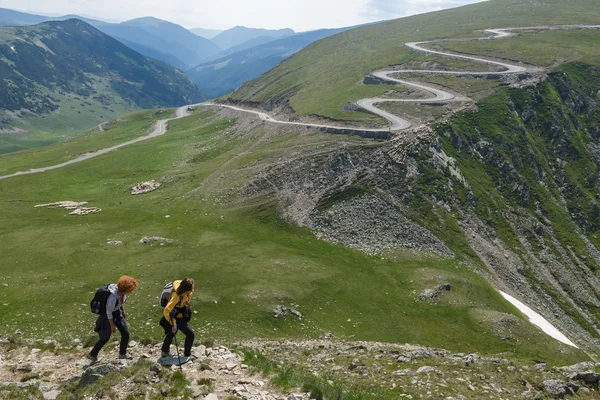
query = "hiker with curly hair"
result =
(88, 275, 138, 363)
(160, 278, 195, 362)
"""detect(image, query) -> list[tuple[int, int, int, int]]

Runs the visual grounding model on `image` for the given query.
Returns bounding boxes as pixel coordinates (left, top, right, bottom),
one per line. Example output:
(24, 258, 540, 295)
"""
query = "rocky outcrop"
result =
(131, 180, 161, 195)
(2, 338, 599, 400)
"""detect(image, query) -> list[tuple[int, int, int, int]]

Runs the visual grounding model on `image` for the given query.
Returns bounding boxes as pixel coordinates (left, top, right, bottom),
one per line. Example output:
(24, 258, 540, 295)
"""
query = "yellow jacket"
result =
(163, 280, 193, 325)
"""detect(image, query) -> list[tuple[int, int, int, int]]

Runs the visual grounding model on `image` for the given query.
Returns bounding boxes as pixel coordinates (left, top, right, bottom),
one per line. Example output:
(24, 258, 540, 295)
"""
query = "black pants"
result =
(90, 314, 130, 357)
(160, 316, 194, 356)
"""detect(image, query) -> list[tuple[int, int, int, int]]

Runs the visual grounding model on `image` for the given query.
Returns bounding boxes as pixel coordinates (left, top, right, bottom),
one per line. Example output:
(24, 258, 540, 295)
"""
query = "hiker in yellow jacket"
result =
(160, 278, 195, 361)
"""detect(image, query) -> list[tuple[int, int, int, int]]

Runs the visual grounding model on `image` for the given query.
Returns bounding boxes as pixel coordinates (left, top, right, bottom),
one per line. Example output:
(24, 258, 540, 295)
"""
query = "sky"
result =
(1, 0, 487, 31)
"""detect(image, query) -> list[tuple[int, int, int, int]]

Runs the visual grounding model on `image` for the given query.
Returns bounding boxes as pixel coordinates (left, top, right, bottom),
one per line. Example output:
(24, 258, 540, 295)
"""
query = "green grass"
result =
(229, 0, 600, 123)
(439, 28, 600, 68)
(0, 108, 175, 176)
(0, 73, 136, 156)
(243, 349, 411, 400)
(0, 108, 586, 363)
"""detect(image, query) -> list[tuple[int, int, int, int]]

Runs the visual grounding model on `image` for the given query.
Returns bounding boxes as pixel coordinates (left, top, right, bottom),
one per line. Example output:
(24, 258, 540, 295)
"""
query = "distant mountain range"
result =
(211, 26, 294, 50)
(0, 8, 359, 101)
(0, 18, 202, 151)
(97, 17, 221, 69)
(0, 9, 221, 69)
(186, 26, 354, 98)
(190, 27, 223, 39)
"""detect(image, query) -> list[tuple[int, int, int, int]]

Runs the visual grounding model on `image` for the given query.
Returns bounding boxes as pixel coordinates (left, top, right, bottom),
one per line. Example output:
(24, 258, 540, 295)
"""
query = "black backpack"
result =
(90, 284, 112, 315)
(159, 282, 174, 307)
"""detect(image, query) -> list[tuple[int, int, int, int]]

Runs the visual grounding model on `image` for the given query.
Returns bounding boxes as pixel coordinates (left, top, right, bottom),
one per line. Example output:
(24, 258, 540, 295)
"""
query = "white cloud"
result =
(2, 0, 486, 31)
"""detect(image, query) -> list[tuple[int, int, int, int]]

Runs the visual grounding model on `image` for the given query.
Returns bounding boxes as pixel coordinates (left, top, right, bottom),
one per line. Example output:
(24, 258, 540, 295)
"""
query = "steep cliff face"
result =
(425, 62, 600, 355)
(241, 61, 600, 356)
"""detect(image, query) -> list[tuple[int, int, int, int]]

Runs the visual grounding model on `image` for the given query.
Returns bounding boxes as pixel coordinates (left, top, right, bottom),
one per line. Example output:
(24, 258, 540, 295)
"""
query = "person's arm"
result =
(106, 295, 117, 333)
(122, 294, 127, 318)
(163, 293, 179, 333)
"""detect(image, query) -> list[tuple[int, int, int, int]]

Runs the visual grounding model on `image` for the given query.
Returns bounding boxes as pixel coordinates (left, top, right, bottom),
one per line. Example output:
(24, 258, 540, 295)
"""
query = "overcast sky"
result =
(3, 0, 487, 31)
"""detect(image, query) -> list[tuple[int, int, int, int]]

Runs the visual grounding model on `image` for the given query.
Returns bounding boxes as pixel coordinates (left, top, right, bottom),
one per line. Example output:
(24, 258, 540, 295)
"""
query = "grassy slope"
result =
(228, 0, 600, 123)
(0, 109, 175, 176)
(0, 109, 586, 364)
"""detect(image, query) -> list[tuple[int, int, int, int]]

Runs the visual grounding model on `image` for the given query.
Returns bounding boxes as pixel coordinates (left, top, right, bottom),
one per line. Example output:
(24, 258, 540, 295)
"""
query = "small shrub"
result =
(139, 337, 154, 346)
(197, 378, 213, 387)
(20, 372, 40, 382)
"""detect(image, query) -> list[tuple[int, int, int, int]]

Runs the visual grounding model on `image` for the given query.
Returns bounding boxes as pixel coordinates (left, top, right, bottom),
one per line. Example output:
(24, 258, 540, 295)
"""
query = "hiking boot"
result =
(161, 351, 171, 358)
(87, 353, 98, 363)
(178, 356, 190, 364)
(119, 353, 133, 360)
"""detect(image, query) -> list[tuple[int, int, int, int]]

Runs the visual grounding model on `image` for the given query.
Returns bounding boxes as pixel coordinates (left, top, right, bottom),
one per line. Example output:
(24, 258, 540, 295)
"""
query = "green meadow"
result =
(0, 109, 587, 364)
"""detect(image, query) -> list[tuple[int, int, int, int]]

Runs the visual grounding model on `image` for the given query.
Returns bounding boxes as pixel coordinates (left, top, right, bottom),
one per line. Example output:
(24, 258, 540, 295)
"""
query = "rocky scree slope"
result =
(238, 62, 600, 357)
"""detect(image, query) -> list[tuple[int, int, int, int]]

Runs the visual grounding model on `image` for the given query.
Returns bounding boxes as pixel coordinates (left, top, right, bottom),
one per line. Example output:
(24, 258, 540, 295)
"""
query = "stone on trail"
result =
(43, 389, 61, 400)
(204, 394, 219, 400)
(79, 362, 119, 386)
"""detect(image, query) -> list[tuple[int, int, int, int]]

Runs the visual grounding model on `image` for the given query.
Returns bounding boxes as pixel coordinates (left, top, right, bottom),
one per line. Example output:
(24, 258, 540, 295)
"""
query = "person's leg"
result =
(160, 317, 174, 355)
(116, 319, 130, 357)
(176, 319, 195, 357)
(90, 315, 111, 358)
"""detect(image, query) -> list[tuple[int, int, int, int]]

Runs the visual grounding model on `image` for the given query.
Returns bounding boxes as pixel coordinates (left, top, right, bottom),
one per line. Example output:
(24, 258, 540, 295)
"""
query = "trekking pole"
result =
(173, 332, 183, 372)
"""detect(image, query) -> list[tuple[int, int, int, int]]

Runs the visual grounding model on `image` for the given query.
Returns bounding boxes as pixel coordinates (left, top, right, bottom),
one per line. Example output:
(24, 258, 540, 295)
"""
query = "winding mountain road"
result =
(205, 25, 599, 132)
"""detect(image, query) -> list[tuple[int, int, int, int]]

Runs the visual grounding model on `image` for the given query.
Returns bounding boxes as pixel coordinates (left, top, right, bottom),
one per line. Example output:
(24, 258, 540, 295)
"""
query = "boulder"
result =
(543, 380, 567, 398)
(79, 362, 119, 386)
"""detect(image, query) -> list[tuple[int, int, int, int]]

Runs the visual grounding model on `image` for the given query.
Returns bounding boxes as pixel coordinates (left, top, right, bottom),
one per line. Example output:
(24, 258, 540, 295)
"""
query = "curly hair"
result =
(176, 278, 194, 294)
(117, 275, 138, 294)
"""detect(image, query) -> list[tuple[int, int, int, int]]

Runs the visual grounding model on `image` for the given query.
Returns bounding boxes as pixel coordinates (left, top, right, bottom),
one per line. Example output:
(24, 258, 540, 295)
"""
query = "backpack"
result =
(159, 282, 174, 307)
(90, 284, 112, 315)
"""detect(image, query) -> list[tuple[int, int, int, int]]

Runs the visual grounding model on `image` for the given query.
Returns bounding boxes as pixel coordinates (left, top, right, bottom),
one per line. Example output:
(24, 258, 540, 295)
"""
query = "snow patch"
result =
(500, 291, 578, 348)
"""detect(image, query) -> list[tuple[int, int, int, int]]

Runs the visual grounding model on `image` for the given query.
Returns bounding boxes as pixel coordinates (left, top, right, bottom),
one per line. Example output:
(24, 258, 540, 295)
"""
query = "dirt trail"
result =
(0, 106, 192, 181)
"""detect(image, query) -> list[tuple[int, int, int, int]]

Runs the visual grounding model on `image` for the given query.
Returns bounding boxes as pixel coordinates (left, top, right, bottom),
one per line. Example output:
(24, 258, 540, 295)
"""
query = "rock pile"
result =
(272, 305, 302, 319)
(312, 195, 453, 256)
(140, 236, 174, 245)
(419, 283, 452, 300)
(68, 207, 101, 215)
(34, 201, 101, 216)
(388, 125, 435, 164)
(131, 180, 161, 195)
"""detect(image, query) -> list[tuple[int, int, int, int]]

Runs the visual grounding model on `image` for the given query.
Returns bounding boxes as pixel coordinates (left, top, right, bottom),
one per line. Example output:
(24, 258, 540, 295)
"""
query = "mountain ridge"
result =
(211, 25, 294, 50)
(0, 18, 203, 153)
